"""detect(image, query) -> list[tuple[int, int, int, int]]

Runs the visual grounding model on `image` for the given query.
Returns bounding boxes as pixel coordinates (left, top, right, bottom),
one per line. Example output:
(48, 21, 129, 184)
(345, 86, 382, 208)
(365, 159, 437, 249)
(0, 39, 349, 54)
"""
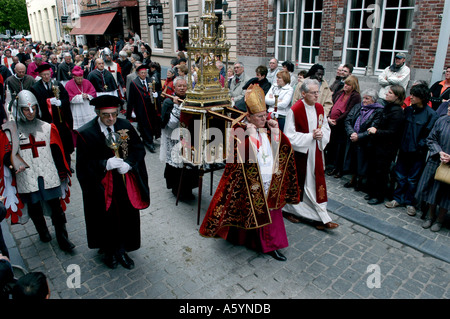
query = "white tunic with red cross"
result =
(16, 119, 61, 194)
(105, 61, 120, 85)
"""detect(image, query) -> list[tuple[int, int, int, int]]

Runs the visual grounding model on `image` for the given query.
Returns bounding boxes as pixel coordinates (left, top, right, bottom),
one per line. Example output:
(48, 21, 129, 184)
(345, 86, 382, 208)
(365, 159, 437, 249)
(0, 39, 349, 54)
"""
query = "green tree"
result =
(0, 0, 30, 34)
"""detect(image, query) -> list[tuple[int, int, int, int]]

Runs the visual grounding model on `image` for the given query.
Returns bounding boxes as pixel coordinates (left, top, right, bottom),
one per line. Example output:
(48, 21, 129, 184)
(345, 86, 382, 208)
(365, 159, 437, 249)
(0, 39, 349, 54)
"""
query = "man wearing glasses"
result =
(229, 62, 250, 106)
(283, 79, 339, 231)
(76, 95, 150, 270)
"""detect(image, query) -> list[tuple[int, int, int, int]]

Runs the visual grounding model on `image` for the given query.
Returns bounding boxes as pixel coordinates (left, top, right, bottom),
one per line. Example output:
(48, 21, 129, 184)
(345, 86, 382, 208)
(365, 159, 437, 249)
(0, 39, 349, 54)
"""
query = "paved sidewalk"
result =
(3, 139, 450, 299)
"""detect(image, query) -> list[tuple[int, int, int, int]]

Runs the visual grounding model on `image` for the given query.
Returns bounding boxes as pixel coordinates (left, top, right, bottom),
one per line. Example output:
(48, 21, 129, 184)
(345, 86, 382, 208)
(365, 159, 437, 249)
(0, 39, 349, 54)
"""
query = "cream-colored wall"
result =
(26, 0, 59, 43)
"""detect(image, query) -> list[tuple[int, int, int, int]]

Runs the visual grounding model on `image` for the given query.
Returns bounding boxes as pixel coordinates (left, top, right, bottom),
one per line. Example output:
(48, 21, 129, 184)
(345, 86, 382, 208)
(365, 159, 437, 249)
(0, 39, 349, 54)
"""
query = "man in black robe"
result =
(76, 95, 150, 269)
(87, 58, 118, 96)
(48, 54, 60, 79)
(4, 63, 35, 114)
(57, 53, 75, 86)
(126, 65, 160, 153)
(30, 64, 74, 171)
(117, 51, 132, 87)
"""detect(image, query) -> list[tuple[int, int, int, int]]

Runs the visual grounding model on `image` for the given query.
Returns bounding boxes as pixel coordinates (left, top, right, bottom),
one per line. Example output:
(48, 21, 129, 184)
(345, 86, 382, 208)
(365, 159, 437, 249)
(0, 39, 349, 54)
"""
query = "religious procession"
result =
(0, 0, 449, 301)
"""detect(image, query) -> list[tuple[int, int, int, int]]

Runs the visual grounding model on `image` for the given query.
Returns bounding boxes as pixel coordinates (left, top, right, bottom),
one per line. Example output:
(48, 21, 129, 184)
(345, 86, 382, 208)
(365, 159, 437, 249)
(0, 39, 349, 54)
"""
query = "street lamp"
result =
(222, 0, 231, 19)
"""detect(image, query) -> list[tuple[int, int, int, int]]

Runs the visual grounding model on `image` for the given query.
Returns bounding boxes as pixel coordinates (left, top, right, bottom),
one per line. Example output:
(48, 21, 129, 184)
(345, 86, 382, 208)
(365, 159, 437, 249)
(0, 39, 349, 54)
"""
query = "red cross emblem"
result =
(20, 134, 46, 158)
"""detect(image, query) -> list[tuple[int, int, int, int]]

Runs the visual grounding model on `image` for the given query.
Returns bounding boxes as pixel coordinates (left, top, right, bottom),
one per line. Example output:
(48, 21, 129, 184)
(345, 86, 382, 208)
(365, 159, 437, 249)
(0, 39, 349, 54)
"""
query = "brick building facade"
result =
(232, 0, 450, 89)
(50, 0, 449, 88)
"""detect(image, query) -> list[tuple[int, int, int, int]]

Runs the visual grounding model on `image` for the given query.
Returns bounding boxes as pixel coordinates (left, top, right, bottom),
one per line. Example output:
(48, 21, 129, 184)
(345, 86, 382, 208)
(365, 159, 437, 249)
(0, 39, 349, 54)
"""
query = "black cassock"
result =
(87, 69, 118, 94)
(31, 80, 74, 160)
(57, 62, 75, 82)
(76, 117, 149, 253)
(127, 76, 161, 145)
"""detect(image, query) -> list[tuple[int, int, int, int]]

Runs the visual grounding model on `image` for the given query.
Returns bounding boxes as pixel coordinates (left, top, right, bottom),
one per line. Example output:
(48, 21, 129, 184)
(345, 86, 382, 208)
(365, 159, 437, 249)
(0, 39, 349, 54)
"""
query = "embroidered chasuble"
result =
(199, 125, 300, 239)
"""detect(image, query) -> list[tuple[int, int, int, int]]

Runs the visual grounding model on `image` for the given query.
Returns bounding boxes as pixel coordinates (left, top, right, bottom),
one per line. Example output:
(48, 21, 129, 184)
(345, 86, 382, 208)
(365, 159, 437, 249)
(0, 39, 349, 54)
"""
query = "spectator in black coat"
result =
(365, 85, 406, 204)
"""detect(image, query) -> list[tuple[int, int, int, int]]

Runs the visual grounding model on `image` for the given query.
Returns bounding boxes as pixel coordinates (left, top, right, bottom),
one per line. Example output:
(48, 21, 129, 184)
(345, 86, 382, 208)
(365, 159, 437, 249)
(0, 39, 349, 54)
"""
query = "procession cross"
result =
(20, 134, 46, 158)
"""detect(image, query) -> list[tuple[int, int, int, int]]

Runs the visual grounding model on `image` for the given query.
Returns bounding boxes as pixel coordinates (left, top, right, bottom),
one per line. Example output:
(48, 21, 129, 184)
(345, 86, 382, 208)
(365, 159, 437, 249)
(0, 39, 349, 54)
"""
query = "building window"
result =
(275, 0, 295, 63)
(375, 0, 414, 70)
(152, 24, 164, 49)
(72, 0, 80, 16)
(150, 0, 163, 49)
(173, 0, 189, 52)
(343, 0, 414, 74)
(61, 0, 68, 16)
(214, 0, 223, 31)
(299, 0, 322, 65)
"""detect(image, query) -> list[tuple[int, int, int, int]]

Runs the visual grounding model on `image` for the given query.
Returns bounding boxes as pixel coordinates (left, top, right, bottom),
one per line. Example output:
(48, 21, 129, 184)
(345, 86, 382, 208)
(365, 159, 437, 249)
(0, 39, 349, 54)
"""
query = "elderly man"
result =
(4, 63, 36, 114)
(283, 78, 339, 231)
(76, 95, 149, 269)
(48, 54, 59, 79)
(160, 77, 198, 200)
(117, 50, 132, 87)
(200, 84, 300, 261)
(57, 53, 75, 86)
(64, 65, 97, 130)
(126, 65, 159, 153)
(267, 58, 280, 85)
(378, 52, 410, 105)
(87, 58, 118, 97)
(229, 62, 250, 106)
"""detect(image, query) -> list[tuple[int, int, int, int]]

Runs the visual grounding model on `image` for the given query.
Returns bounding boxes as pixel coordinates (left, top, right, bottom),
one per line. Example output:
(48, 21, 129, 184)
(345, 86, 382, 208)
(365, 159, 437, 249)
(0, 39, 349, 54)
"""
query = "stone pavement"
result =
(2, 138, 450, 300)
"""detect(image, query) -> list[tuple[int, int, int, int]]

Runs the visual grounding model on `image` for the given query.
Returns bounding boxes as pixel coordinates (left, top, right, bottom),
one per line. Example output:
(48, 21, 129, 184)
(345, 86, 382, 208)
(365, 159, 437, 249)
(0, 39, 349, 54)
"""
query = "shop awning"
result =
(69, 12, 117, 35)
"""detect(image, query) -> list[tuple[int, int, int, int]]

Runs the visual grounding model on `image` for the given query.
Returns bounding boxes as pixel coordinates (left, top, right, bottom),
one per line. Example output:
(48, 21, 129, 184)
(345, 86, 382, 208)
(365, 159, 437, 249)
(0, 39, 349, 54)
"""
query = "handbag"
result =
(435, 162, 450, 184)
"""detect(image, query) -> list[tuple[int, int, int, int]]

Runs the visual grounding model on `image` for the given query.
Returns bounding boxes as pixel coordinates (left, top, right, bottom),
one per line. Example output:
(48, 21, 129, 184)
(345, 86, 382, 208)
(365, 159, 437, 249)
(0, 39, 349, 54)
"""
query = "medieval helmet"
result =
(103, 47, 112, 57)
(14, 90, 40, 122)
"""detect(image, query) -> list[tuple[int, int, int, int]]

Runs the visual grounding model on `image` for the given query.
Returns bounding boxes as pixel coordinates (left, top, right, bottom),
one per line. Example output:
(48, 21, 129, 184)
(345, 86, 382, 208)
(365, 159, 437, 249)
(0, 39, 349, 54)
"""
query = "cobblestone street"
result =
(3, 138, 450, 302)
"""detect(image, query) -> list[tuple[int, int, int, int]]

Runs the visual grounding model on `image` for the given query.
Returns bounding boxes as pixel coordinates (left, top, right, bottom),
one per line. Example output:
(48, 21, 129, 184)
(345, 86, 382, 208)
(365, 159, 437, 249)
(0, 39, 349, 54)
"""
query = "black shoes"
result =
(104, 251, 134, 269)
(117, 252, 135, 269)
(104, 253, 118, 269)
(267, 250, 287, 261)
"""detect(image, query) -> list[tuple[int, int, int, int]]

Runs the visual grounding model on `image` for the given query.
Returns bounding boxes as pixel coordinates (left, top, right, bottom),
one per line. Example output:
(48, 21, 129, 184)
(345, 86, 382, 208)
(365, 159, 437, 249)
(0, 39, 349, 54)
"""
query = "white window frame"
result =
(275, 0, 295, 64)
(72, 0, 80, 16)
(150, 23, 164, 51)
(61, 0, 68, 16)
(374, 0, 414, 73)
(342, 0, 374, 74)
(343, 0, 415, 75)
(298, 0, 323, 68)
(173, 0, 189, 52)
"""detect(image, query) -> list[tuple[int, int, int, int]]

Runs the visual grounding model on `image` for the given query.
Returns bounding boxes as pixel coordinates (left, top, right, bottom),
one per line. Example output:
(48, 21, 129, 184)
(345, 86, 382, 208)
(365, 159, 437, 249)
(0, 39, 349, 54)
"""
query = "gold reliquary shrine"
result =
(180, 0, 244, 166)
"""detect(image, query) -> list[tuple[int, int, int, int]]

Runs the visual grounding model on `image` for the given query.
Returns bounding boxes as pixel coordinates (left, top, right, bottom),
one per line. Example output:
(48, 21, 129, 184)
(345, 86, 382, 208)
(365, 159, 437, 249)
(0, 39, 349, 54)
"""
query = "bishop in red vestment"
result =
(199, 84, 300, 261)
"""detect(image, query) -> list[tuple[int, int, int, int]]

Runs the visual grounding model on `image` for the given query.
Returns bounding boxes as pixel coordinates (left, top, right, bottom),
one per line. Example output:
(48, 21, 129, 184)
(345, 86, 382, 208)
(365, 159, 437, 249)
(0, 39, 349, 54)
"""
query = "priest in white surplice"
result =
(282, 78, 339, 230)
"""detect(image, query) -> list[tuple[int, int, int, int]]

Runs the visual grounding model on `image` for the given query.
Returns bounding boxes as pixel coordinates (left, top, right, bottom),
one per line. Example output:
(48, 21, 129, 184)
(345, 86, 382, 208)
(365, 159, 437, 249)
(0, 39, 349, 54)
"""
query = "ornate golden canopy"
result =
(184, 0, 231, 108)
